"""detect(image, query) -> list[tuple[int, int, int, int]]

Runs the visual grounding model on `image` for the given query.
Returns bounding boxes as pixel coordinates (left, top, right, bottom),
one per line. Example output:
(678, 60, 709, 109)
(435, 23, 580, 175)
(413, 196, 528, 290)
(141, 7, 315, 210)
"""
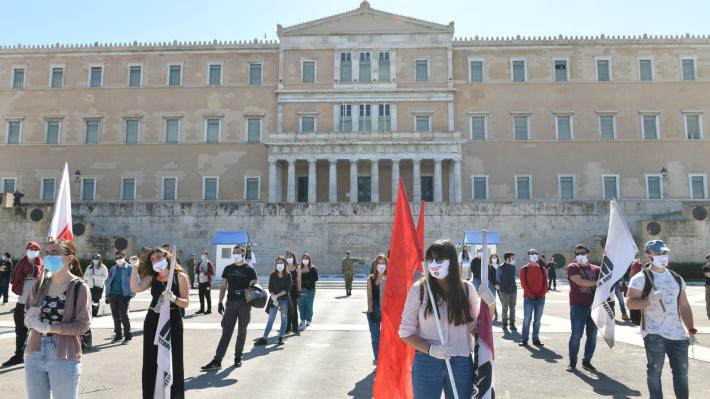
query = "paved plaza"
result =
(0, 279, 708, 398)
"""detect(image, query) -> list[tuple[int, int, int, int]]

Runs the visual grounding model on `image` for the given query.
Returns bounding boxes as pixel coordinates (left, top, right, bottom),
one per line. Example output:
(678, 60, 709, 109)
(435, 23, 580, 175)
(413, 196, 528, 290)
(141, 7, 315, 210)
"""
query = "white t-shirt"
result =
(629, 268, 687, 340)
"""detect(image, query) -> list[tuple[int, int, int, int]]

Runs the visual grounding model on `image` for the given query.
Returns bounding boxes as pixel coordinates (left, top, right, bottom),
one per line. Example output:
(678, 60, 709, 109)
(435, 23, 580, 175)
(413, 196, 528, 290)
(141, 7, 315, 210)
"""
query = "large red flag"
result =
(373, 178, 420, 399)
(48, 163, 73, 242)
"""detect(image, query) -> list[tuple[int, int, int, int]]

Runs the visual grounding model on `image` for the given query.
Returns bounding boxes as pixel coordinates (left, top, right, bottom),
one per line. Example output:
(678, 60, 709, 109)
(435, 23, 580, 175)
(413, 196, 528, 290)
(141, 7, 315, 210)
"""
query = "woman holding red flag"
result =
(400, 239, 481, 399)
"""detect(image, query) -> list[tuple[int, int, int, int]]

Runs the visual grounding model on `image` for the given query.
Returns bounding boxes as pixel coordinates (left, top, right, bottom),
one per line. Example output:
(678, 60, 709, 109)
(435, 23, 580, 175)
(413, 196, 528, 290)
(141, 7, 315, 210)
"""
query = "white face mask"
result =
(652, 254, 669, 268)
(576, 254, 588, 264)
(286, 257, 294, 264)
(152, 258, 168, 273)
(428, 259, 450, 280)
(276, 263, 285, 271)
(302, 259, 310, 265)
(376, 263, 387, 273)
(491, 259, 499, 266)
(27, 250, 40, 259)
(529, 254, 539, 262)
(115, 258, 126, 266)
(232, 254, 244, 263)
(92, 259, 99, 265)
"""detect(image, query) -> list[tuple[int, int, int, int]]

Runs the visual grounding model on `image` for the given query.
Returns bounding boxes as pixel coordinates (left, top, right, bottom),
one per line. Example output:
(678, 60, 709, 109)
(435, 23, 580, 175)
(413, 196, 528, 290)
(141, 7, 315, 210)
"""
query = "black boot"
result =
(234, 354, 242, 368)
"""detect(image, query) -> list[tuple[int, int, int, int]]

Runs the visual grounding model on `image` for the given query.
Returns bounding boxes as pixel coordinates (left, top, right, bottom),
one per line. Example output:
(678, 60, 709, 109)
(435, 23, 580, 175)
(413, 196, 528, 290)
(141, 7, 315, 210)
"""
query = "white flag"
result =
(591, 200, 638, 348)
(475, 230, 495, 399)
(47, 163, 73, 242)
(153, 246, 177, 399)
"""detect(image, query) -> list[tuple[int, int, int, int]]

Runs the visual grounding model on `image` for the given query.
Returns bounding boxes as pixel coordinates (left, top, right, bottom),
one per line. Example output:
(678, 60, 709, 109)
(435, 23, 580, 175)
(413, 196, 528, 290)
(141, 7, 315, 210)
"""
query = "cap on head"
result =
(26, 241, 41, 250)
(645, 240, 670, 254)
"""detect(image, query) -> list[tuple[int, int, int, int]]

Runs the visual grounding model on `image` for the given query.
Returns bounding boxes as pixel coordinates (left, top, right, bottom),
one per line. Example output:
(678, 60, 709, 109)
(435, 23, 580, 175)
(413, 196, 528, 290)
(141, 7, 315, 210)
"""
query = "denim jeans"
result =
(613, 283, 627, 316)
(298, 288, 316, 322)
(522, 297, 545, 342)
(643, 334, 689, 399)
(24, 336, 81, 399)
(568, 304, 598, 364)
(367, 305, 381, 361)
(412, 351, 474, 399)
(263, 297, 289, 338)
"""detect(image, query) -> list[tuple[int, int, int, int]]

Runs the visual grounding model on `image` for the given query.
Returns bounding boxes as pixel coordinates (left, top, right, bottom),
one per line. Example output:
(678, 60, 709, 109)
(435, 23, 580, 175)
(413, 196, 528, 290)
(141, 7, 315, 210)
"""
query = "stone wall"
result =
(0, 200, 708, 274)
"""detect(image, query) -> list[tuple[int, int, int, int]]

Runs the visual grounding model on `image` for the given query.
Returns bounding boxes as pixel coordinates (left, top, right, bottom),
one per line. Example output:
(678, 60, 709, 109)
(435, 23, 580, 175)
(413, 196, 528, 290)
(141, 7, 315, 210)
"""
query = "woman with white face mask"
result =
(284, 251, 302, 335)
(255, 257, 293, 346)
(488, 254, 500, 323)
(84, 254, 108, 317)
(24, 239, 91, 399)
(367, 254, 388, 364)
(399, 239, 480, 399)
(298, 253, 319, 329)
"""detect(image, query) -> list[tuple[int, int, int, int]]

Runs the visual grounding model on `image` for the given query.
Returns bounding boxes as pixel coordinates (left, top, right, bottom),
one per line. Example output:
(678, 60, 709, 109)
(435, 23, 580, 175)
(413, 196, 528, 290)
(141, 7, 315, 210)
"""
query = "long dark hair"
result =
(421, 239, 473, 326)
(370, 254, 388, 279)
(301, 252, 313, 270)
(139, 247, 184, 278)
(271, 256, 288, 279)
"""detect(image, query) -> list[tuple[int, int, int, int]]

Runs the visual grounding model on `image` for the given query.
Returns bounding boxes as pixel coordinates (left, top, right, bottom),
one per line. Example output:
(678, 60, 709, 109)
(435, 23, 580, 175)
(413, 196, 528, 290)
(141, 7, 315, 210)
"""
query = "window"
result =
(244, 177, 260, 201)
(41, 178, 56, 201)
(161, 177, 177, 201)
(599, 114, 616, 140)
(168, 64, 182, 86)
(340, 52, 352, 82)
(359, 52, 371, 82)
(80, 178, 96, 201)
(681, 58, 696, 81)
(128, 64, 142, 87)
(125, 119, 140, 144)
(12, 67, 25, 89)
(642, 114, 659, 140)
(302, 61, 315, 83)
(50, 66, 64, 88)
(1, 178, 16, 193)
(596, 58, 611, 81)
(300, 116, 316, 133)
(45, 120, 61, 144)
(415, 59, 428, 82)
(121, 177, 136, 201)
(511, 59, 526, 82)
(515, 176, 532, 200)
(685, 114, 702, 139)
(645, 174, 663, 199)
(165, 118, 180, 143)
(470, 116, 486, 140)
(554, 59, 568, 82)
(205, 118, 221, 143)
(85, 119, 100, 144)
(359, 104, 372, 132)
(247, 118, 261, 142)
(89, 66, 103, 87)
(469, 59, 483, 83)
(421, 176, 434, 202)
(639, 59, 653, 81)
(602, 175, 619, 199)
(378, 104, 391, 132)
(6, 120, 22, 144)
(208, 63, 222, 86)
(559, 175, 575, 199)
(689, 174, 707, 199)
(513, 115, 529, 140)
(555, 115, 573, 140)
(472, 176, 488, 200)
(249, 63, 262, 85)
(415, 115, 431, 132)
(339, 104, 352, 132)
(203, 177, 219, 200)
(378, 52, 390, 81)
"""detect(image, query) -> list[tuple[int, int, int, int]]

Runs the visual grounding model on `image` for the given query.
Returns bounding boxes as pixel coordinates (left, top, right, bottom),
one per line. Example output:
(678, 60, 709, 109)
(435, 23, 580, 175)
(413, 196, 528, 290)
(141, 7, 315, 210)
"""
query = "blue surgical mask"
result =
(44, 255, 65, 273)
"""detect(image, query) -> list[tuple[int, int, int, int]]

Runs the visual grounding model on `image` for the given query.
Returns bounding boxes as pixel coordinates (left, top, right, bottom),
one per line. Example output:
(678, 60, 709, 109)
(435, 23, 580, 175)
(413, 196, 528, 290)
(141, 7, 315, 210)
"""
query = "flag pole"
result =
(421, 260, 460, 399)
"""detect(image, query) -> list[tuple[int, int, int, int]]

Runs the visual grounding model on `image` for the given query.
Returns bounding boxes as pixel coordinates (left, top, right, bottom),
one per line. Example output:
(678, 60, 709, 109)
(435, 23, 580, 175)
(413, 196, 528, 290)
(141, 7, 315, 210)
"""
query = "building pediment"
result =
(277, 1, 454, 37)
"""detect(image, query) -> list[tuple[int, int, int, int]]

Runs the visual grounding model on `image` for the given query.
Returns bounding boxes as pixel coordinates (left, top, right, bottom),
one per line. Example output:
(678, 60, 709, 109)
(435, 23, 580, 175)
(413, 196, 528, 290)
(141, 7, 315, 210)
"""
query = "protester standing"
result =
(487, 254, 499, 322)
(546, 257, 557, 291)
(519, 248, 548, 347)
(298, 253, 319, 329)
(0, 252, 12, 304)
(496, 252, 518, 331)
(342, 250, 365, 296)
(186, 253, 197, 289)
(255, 257, 292, 346)
(367, 254, 387, 364)
(24, 239, 91, 399)
(626, 240, 696, 399)
(471, 249, 482, 289)
(400, 239, 481, 399)
(105, 251, 135, 344)
(245, 245, 256, 268)
(84, 254, 108, 317)
(195, 250, 215, 315)
(565, 244, 601, 372)
(285, 251, 302, 335)
(702, 253, 710, 320)
(458, 246, 471, 281)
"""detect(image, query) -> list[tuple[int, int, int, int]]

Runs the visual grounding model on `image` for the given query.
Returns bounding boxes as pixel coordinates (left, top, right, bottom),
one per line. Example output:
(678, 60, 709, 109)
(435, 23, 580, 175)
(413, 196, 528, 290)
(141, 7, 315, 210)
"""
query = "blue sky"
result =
(3, 0, 709, 45)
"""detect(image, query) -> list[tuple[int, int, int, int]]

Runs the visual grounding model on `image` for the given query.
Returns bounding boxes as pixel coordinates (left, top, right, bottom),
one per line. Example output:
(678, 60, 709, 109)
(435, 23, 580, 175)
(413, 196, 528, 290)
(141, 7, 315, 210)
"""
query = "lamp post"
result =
(74, 170, 81, 199)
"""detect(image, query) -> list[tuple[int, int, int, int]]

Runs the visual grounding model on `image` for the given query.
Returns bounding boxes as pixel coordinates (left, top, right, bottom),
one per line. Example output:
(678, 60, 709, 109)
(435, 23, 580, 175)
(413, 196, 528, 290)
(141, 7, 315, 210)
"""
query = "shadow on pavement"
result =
(501, 329, 521, 341)
(523, 345, 563, 363)
(185, 367, 238, 390)
(573, 369, 642, 398)
(241, 344, 285, 361)
(334, 295, 349, 299)
(348, 370, 375, 398)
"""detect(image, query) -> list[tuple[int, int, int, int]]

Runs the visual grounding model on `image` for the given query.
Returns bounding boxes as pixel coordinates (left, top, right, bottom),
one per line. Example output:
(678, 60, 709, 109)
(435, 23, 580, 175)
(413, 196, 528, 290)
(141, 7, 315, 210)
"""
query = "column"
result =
(329, 159, 337, 202)
(287, 159, 296, 203)
(434, 159, 443, 202)
(308, 160, 317, 203)
(391, 159, 400, 201)
(453, 159, 462, 203)
(349, 159, 358, 203)
(412, 159, 421, 203)
(371, 159, 379, 203)
(448, 162, 455, 202)
(268, 160, 277, 202)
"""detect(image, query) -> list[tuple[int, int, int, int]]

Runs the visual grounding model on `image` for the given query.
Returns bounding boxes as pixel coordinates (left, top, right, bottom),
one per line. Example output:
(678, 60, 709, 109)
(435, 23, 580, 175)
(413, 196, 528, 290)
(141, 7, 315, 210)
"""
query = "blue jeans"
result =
(643, 334, 689, 399)
(522, 297, 545, 342)
(263, 297, 289, 338)
(298, 288, 316, 322)
(613, 283, 628, 316)
(367, 305, 381, 361)
(412, 352, 474, 399)
(24, 336, 81, 399)
(568, 304, 598, 364)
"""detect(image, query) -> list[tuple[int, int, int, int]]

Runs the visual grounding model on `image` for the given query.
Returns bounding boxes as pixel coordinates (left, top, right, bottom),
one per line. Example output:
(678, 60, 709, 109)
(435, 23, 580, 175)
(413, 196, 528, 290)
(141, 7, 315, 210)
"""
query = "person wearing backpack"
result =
(105, 251, 135, 345)
(519, 248, 548, 347)
(565, 244, 600, 372)
(626, 240, 697, 399)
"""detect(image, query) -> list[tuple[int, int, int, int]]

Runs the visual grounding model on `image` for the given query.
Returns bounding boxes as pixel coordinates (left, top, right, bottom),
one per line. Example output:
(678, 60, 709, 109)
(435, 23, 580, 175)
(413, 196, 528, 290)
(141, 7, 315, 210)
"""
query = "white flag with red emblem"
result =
(47, 163, 73, 242)
(475, 229, 495, 399)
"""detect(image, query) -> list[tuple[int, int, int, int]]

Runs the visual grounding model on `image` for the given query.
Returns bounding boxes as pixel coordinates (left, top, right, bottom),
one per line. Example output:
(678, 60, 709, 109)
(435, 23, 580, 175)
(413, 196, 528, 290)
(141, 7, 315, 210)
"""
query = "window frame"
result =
(359, 52, 372, 83)
(204, 117, 222, 144)
(88, 64, 104, 88)
(515, 175, 532, 200)
(512, 114, 530, 140)
(164, 117, 181, 144)
(11, 65, 27, 89)
(84, 118, 102, 144)
(202, 176, 220, 201)
(594, 56, 612, 82)
(49, 64, 65, 88)
(640, 113, 661, 140)
(40, 177, 56, 201)
(167, 63, 183, 86)
(680, 56, 697, 81)
(339, 51, 353, 83)
(207, 61, 224, 86)
(688, 174, 708, 199)
(552, 57, 570, 82)
(248, 62, 263, 85)
(414, 58, 429, 82)
(510, 57, 527, 82)
(1, 177, 17, 194)
(301, 59, 317, 83)
(637, 57, 655, 81)
(243, 176, 261, 201)
(601, 174, 620, 199)
(124, 118, 141, 144)
(471, 175, 489, 200)
(245, 117, 262, 142)
(299, 114, 317, 133)
(683, 112, 703, 139)
(5, 119, 23, 144)
(44, 119, 62, 144)
(597, 113, 617, 140)
(127, 63, 143, 87)
(467, 57, 485, 83)
(413, 114, 432, 133)
(558, 174, 576, 200)
(80, 177, 97, 201)
(120, 177, 137, 201)
(160, 176, 178, 201)
(554, 113, 574, 140)
(358, 104, 372, 132)
(378, 51, 391, 82)
(468, 113, 488, 141)
(339, 103, 353, 132)
(645, 173, 664, 200)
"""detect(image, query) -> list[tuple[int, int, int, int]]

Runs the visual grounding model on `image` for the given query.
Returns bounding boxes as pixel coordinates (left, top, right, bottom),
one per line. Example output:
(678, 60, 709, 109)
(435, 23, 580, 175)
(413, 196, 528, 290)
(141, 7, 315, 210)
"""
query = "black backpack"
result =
(72, 280, 92, 352)
(629, 266, 682, 326)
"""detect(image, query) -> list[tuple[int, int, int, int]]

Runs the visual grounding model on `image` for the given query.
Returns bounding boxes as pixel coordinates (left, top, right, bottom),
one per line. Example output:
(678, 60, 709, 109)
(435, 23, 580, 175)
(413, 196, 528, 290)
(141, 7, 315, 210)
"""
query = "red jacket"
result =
(520, 262, 548, 299)
(197, 261, 216, 284)
(11, 255, 42, 296)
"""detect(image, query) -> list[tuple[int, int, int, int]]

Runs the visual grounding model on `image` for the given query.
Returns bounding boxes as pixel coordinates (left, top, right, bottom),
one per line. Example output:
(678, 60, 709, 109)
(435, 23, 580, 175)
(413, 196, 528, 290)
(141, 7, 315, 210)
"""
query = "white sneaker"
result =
(305, 321, 311, 327)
